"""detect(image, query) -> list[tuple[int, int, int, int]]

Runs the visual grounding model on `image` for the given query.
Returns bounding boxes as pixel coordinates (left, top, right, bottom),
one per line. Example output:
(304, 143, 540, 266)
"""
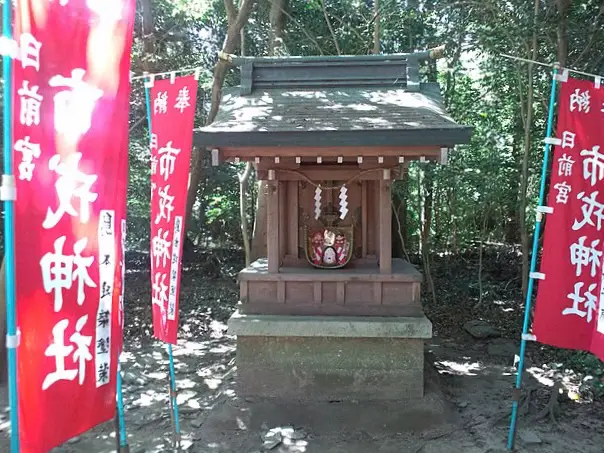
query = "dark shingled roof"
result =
(195, 54, 472, 148)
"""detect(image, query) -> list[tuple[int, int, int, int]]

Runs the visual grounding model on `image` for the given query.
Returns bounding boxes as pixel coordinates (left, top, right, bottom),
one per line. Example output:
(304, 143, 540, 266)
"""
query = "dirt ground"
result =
(1, 250, 603, 452)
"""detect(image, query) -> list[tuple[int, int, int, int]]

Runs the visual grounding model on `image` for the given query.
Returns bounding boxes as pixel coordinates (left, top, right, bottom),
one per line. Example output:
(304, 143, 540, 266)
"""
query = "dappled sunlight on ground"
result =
(435, 360, 482, 376)
(0, 404, 9, 434)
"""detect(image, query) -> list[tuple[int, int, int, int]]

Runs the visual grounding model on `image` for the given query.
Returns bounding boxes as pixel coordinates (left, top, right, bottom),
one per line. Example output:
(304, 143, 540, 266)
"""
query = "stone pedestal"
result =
(228, 312, 432, 401)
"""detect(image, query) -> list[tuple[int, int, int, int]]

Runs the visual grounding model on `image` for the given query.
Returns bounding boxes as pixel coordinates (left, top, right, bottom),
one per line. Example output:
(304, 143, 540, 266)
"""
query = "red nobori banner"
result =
(533, 76, 604, 361)
(149, 75, 198, 344)
(13, 1, 135, 451)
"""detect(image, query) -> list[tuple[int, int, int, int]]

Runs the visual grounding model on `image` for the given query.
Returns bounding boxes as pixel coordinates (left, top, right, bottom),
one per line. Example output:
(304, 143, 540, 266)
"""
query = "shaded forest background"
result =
(126, 0, 604, 285)
(2, 0, 604, 395)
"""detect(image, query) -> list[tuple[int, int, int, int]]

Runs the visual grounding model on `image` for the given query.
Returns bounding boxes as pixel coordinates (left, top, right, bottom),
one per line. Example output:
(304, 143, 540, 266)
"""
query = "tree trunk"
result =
(519, 0, 540, 299)
(320, 0, 341, 55)
(392, 194, 410, 262)
(432, 170, 441, 250)
(476, 205, 491, 308)
(372, 0, 380, 54)
(237, 0, 253, 266)
(239, 163, 253, 266)
(184, 0, 257, 241)
(448, 175, 458, 254)
(556, 0, 571, 67)
(399, 169, 409, 253)
(140, 0, 155, 71)
(251, 181, 268, 261)
(268, 0, 286, 54)
(421, 165, 436, 305)
(505, 120, 523, 244)
(250, 0, 286, 262)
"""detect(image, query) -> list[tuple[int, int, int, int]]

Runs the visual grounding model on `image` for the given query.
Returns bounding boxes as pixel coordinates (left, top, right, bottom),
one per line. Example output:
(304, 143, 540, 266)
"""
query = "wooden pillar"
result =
(379, 170, 392, 273)
(361, 181, 368, 257)
(279, 181, 287, 258)
(267, 176, 280, 273)
(287, 181, 299, 258)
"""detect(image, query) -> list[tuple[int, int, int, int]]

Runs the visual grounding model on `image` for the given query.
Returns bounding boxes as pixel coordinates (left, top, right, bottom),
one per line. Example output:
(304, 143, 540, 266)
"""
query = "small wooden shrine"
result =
(195, 52, 472, 401)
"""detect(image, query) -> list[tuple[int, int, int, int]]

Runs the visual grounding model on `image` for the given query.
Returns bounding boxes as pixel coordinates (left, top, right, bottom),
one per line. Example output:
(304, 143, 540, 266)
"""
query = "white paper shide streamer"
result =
(314, 186, 322, 220)
(339, 185, 348, 220)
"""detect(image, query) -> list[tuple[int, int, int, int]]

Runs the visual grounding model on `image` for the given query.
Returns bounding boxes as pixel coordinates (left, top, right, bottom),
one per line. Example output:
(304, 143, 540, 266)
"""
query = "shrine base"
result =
(228, 312, 432, 401)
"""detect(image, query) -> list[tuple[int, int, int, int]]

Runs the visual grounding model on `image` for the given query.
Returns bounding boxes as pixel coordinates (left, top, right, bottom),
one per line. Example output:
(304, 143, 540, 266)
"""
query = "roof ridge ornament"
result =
(406, 56, 420, 92)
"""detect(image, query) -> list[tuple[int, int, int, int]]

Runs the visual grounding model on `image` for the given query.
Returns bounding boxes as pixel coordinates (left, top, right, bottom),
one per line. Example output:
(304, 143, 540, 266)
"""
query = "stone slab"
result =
(242, 360, 454, 434)
(237, 335, 424, 370)
(235, 335, 425, 401)
(228, 311, 433, 339)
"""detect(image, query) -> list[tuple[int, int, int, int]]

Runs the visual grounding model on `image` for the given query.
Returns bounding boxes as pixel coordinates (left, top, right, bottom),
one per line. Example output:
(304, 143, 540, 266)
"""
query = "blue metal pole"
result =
(2, 0, 20, 451)
(116, 362, 128, 448)
(144, 82, 180, 445)
(507, 65, 560, 450)
(167, 344, 181, 438)
(144, 83, 152, 135)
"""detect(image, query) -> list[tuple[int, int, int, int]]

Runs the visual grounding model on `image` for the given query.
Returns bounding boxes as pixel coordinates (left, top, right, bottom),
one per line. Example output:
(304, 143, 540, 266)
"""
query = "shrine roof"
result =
(194, 53, 472, 149)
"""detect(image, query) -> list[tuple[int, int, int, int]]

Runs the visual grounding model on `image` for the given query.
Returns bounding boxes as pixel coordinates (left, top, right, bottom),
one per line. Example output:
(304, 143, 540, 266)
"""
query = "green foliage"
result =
(197, 163, 244, 246)
(566, 352, 604, 399)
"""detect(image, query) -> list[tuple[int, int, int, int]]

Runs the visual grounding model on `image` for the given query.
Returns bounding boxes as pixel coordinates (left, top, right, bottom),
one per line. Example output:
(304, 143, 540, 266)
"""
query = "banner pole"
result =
(168, 344, 181, 449)
(116, 362, 129, 451)
(506, 64, 560, 450)
(144, 82, 181, 448)
(2, 0, 20, 451)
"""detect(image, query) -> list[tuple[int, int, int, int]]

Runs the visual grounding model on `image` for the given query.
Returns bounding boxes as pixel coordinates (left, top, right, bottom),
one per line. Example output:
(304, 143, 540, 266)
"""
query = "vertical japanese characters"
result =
(149, 75, 198, 344)
(533, 77, 604, 361)
(13, 1, 135, 452)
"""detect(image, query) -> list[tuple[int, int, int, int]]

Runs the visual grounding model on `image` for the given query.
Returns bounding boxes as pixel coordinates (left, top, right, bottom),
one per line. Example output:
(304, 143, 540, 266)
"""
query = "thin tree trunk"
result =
(399, 169, 409, 254)
(185, 0, 257, 240)
(251, 181, 268, 261)
(196, 189, 206, 245)
(392, 198, 410, 262)
(320, 0, 341, 55)
(421, 164, 436, 305)
(519, 0, 540, 299)
(433, 170, 441, 250)
(239, 163, 253, 266)
(505, 120, 523, 244)
(372, 0, 380, 54)
(450, 182, 458, 254)
(237, 2, 252, 267)
(476, 206, 490, 308)
(268, 0, 286, 54)
(141, 0, 155, 71)
(441, 26, 463, 254)
(240, 0, 246, 58)
(445, 185, 452, 253)
(556, 0, 571, 67)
